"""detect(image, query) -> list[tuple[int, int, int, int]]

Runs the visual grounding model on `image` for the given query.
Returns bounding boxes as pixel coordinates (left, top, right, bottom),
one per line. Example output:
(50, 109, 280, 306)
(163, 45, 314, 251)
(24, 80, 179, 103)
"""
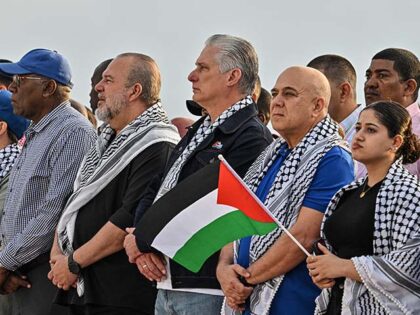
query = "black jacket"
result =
(134, 103, 273, 289)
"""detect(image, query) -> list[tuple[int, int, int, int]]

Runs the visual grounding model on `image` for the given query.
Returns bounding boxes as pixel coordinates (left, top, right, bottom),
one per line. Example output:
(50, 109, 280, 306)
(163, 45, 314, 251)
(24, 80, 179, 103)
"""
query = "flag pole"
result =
(218, 155, 311, 257)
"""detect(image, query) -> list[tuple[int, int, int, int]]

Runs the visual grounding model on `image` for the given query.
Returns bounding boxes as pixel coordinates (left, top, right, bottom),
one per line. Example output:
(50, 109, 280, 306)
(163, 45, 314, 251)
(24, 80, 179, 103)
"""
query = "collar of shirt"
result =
(405, 101, 420, 136)
(25, 100, 71, 138)
(340, 104, 364, 135)
(406, 101, 420, 121)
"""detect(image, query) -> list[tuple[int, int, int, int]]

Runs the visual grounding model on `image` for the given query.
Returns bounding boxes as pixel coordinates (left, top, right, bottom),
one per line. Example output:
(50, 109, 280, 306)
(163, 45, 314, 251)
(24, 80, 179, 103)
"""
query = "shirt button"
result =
(339, 283, 344, 289)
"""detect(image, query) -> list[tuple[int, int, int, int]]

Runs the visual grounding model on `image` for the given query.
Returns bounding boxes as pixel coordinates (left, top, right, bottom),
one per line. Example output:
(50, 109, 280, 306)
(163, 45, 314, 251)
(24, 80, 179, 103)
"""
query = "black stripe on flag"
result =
(135, 160, 220, 248)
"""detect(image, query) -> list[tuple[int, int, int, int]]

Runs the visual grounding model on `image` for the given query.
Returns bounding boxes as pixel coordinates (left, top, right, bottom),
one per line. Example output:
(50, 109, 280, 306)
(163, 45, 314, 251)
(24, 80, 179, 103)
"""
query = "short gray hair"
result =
(205, 34, 259, 95)
(117, 53, 161, 106)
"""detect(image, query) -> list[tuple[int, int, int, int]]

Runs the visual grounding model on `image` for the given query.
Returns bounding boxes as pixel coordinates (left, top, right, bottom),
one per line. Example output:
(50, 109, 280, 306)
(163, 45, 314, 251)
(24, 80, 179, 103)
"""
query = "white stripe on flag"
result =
(151, 189, 236, 257)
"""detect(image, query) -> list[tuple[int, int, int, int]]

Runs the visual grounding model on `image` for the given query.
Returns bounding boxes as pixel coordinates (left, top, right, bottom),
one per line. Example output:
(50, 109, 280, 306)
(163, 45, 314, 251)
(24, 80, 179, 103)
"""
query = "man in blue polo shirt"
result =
(217, 66, 354, 315)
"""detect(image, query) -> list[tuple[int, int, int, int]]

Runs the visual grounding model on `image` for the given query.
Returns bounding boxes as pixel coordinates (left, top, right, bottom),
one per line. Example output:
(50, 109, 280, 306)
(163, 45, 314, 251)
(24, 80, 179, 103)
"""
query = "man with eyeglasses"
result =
(0, 49, 97, 315)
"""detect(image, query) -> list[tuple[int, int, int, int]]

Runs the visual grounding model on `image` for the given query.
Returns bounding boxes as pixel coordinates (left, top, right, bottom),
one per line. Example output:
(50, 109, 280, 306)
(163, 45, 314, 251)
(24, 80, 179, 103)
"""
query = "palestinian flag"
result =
(135, 158, 277, 273)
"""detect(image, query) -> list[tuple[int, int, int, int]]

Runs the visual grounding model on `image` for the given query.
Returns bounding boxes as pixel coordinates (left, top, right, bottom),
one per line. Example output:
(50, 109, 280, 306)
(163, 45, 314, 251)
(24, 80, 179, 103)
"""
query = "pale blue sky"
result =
(2, 0, 419, 119)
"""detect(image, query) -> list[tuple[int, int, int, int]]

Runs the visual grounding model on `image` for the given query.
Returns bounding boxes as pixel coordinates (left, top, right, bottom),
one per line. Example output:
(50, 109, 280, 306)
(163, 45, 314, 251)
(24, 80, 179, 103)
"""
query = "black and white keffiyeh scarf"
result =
(57, 103, 180, 296)
(315, 160, 420, 315)
(154, 95, 253, 202)
(223, 115, 346, 315)
(0, 144, 20, 182)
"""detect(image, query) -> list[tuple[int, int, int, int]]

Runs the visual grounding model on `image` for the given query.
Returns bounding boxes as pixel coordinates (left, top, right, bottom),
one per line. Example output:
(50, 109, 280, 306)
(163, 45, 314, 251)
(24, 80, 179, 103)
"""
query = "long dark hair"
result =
(362, 101, 420, 164)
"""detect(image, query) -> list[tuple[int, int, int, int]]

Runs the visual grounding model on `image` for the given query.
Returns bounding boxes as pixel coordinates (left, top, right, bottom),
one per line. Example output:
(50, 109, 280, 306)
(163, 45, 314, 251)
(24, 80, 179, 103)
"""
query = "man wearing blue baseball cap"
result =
(0, 48, 97, 315)
(0, 49, 73, 88)
(0, 90, 29, 315)
(0, 59, 13, 90)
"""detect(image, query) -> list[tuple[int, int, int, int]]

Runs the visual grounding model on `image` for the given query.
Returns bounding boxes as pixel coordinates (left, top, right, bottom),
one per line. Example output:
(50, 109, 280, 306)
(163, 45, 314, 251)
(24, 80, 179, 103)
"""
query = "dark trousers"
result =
(8, 261, 67, 315)
(69, 304, 152, 315)
(0, 293, 12, 314)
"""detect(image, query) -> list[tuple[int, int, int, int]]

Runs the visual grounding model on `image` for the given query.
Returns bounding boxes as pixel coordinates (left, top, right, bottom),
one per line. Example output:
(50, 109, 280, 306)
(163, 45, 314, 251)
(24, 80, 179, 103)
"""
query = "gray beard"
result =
(96, 95, 127, 123)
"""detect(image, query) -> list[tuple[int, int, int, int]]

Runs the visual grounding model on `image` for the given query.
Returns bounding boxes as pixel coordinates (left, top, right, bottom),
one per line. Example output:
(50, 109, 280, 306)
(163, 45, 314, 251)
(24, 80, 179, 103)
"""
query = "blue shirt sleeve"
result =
(302, 146, 354, 213)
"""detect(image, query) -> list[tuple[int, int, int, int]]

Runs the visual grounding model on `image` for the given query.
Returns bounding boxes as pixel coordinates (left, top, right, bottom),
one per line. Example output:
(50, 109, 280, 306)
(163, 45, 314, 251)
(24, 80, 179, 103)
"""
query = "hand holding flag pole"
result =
(218, 155, 311, 257)
(135, 153, 312, 274)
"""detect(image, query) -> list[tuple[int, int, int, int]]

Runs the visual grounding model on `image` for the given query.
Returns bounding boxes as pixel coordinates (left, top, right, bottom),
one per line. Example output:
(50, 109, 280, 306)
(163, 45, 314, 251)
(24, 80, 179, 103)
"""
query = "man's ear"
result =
(313, 97, 326, 116)
(42, 80, 58, 97)
(226, 68, 242, 88)
(128, 83, 143, 102)
(403, 78, 417, 98)
(339, 82, 352, 100)
(257, 112, 267, 125)
(0, 121, 8, 136)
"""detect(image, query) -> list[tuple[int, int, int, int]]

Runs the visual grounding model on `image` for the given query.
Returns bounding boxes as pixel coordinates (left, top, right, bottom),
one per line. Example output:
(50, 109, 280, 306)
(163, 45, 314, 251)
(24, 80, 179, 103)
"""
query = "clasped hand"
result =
(0, 268, 31, 295)
(216, 263, 253, 311)
(124, 228, 166, 282)
(48, 254, 77, 290)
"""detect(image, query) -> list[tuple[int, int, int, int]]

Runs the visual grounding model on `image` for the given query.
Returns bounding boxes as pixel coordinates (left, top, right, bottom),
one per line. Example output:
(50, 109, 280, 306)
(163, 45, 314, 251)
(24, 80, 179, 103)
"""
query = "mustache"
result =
(364, 88, 379, 96)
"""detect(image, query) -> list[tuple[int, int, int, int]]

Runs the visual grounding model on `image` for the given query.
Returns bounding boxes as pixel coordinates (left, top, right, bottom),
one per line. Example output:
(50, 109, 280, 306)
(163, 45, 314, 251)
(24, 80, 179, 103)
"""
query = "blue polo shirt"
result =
(238, 143, 354, 315)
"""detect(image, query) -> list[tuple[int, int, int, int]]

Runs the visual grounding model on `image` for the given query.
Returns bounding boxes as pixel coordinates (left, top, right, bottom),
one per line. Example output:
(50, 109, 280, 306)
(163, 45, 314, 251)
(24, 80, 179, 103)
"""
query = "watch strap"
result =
(68, 252, 81, 275)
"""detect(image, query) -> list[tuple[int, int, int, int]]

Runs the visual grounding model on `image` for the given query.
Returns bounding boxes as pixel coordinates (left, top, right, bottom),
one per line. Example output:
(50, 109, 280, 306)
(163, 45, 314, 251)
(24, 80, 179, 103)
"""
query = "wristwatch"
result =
(68, 252, 82, 275)
(239, 275, 255, 287)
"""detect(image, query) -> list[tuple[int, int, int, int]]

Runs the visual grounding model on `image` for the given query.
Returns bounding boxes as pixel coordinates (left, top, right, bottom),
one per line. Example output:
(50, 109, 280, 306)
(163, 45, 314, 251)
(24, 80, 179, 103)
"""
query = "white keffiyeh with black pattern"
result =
(154, 95, 253, 202)
(57, 103, 180, 296)
(223, 115, 347, 315)
(0, 144, 20, 182)
(315, 159, 420, 315)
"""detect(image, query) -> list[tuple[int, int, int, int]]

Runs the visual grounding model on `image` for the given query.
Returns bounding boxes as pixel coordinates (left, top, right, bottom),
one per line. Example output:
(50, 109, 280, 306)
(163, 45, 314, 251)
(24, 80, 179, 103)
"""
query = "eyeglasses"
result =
(12, 75, 43, 87)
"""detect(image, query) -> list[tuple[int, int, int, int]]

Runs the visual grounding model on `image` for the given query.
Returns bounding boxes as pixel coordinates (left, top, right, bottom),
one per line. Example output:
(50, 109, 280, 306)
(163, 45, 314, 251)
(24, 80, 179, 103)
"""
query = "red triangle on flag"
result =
(217, 162, 274, 223)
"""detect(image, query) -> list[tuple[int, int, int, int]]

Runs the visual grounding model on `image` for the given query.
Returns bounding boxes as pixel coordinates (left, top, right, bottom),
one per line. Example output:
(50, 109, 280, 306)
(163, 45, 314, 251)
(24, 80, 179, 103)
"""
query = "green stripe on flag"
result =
(172, 210, 277, 273)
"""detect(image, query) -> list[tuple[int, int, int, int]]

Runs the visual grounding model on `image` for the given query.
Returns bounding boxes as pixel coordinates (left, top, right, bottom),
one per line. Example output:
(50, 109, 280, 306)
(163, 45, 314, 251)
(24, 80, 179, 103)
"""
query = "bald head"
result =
(271, 66, 332, 146)
(283, 66, 330, 109)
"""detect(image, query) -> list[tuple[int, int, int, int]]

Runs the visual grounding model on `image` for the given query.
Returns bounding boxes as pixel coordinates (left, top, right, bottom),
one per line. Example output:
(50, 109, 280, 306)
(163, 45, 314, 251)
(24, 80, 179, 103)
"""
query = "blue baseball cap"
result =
(0, 90, 30, 139)
(0, 48, 73, 88)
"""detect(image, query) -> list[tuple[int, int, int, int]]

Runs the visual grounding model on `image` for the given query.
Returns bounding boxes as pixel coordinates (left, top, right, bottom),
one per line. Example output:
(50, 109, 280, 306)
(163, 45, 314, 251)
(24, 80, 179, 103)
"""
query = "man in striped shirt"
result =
(0, 49, 96, 315)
